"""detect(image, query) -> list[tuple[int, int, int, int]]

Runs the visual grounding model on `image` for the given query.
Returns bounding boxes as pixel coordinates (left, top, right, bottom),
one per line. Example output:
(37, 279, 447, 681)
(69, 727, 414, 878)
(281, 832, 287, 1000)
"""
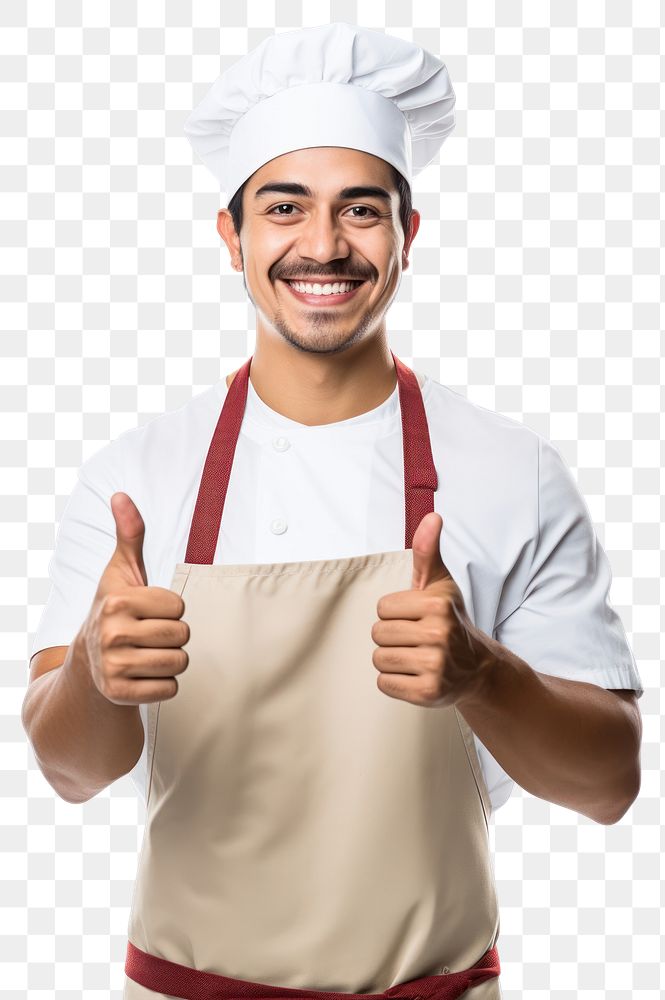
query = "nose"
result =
(294, 208, 352, 265)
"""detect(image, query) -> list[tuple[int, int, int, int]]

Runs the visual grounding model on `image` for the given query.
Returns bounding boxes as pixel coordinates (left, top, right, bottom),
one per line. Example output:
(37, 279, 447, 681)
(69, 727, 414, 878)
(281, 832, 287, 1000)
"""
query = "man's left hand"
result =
(371, 511, 494, 708)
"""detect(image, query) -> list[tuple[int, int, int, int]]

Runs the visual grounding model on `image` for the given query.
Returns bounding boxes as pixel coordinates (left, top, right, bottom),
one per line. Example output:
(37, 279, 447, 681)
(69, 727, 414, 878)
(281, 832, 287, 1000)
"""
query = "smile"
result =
(280, 279, 366, 306)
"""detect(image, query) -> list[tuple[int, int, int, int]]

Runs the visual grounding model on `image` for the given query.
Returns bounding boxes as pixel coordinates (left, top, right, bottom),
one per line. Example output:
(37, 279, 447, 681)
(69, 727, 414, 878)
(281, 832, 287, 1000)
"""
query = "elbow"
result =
(597, 706, 643, 825)
(41, 766, 108, 805)
(29, 751, 102, 804)
(54, 785, 99, 805)
(25, 733, 108, 806)
(596, 768, 641, 826)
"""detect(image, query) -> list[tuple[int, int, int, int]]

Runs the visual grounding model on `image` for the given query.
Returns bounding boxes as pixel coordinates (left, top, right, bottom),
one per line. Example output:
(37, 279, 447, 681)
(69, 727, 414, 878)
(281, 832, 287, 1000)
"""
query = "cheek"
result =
(376, 257, 400, 289)
(244, 229, 289, 269)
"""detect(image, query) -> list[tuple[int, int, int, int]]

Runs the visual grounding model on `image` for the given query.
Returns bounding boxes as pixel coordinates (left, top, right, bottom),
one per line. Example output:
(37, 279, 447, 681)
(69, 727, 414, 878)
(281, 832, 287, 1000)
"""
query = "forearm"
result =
(21, 633, 144, 804)
(457, 632, 642, 824)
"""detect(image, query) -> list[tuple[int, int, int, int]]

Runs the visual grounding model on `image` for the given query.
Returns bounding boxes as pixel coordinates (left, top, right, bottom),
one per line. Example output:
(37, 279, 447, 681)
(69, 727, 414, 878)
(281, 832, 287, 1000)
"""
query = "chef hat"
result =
(183, 22, 456, 203)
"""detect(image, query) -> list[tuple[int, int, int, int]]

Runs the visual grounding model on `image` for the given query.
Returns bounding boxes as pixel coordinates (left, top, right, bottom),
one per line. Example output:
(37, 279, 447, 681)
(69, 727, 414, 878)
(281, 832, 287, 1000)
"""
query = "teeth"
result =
(287, 280, 360, 296)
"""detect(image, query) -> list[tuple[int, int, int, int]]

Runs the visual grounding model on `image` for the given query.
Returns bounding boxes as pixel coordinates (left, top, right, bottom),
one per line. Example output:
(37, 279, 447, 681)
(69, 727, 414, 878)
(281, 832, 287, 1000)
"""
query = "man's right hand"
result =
(78, 492, 190, 706)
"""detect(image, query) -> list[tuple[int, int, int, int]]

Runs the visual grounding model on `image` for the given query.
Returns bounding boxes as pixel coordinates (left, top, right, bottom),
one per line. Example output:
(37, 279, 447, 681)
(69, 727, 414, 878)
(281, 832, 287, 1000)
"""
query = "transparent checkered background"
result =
(2, 1, 662, 997)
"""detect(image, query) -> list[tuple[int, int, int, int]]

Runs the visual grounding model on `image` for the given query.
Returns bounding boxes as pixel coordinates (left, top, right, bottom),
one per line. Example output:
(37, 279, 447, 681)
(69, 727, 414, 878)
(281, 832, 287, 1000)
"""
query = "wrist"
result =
(65, 627, 112, 710)
(457, 625, 503, 709)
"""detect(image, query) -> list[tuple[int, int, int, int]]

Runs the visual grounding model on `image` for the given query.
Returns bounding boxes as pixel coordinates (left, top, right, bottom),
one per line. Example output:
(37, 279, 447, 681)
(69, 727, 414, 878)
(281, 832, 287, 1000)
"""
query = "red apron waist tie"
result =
(125, 940, 500, 1000)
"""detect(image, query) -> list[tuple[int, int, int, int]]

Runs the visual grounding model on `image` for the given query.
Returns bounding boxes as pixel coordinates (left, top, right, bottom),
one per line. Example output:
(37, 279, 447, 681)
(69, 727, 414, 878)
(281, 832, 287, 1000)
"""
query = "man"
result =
(23, 23, 642, 1000)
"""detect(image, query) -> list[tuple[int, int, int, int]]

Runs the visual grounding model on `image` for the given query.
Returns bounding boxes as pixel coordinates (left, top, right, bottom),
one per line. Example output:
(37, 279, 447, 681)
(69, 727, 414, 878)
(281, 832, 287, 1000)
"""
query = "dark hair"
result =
(227, 163, 413, 242)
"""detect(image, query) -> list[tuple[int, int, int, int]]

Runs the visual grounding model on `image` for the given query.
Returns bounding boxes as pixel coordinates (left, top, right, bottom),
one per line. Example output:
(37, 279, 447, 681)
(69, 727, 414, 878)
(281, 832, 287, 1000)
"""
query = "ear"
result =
(217, 208, 242, 264)
(403, 208, 421, 263)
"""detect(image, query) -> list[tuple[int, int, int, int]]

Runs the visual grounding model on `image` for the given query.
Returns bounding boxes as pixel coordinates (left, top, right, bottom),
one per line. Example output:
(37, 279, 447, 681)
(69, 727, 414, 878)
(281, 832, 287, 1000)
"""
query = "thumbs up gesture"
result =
(371, 512, 494, 708)
(78, 492, 190, 706)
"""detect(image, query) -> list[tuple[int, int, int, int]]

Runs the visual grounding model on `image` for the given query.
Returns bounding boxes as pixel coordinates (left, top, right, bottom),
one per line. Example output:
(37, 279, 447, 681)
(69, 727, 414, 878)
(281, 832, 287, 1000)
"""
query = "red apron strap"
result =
(392, 352, 438, 550)
(125, 939, 500, 1000)
(184, 351, 438, 564)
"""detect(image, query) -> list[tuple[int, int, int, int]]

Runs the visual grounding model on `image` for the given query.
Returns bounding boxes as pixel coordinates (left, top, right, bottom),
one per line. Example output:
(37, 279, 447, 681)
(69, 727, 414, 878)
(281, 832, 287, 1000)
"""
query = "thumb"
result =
(109, 492, 148, 587)
(411, 511, 452, 591)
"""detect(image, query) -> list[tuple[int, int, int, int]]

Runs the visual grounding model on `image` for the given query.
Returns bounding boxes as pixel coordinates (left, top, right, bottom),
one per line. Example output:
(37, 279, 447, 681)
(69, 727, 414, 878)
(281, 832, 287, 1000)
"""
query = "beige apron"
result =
(124, 352, 501, 999)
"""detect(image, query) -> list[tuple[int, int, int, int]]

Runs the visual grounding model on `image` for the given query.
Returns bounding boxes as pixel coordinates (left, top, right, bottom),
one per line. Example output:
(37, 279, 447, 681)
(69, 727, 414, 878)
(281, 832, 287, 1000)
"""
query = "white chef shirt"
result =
(29, 370, 644, 814)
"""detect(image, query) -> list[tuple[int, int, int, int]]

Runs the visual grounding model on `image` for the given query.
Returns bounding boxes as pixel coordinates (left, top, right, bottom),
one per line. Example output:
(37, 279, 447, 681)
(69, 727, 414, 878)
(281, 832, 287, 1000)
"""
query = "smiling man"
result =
(215, 145, 420, 425)
(24, 21, 643, 1000)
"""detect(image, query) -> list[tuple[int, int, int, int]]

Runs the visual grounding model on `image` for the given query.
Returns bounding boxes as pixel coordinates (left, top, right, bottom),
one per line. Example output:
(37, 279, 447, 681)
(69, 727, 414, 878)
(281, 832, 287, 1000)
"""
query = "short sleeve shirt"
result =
(29, 372, 644, 814)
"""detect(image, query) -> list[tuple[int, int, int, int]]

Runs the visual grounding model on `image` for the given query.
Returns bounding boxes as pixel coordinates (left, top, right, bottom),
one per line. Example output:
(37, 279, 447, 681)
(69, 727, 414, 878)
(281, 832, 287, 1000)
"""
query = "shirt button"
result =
(272, 436, 291, 452)
(442, 967, 450, 974)
(270, 518, 288, 535)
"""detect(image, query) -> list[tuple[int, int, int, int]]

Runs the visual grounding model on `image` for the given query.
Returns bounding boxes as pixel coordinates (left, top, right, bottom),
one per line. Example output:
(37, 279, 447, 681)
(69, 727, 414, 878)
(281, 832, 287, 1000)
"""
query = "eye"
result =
(347, 206, 378, 218)
(266, 204, 379, 218)
(268, 204, 299, 216)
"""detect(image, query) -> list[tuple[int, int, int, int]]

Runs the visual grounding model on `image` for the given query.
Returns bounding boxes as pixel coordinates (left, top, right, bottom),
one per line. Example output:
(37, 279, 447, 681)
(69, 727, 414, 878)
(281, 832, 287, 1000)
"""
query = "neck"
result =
(226, 336, 397, 427)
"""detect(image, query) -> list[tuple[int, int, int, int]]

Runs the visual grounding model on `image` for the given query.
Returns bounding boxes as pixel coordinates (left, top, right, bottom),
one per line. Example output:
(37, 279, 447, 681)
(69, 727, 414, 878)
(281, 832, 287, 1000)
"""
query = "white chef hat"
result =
(183, 22, 456, 203)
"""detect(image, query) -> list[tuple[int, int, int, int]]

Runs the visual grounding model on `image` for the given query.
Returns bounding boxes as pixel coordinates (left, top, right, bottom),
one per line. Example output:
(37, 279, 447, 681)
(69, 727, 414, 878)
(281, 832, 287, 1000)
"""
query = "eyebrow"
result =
(254, 182, 392, 203)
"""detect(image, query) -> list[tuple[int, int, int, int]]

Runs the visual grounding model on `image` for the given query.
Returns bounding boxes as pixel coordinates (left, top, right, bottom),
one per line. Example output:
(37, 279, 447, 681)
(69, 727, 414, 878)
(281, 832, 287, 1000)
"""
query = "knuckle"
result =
(106, 624, 131, 648)
(97, 673, 116, 700)
(102, 652, 126, 681)
(111, 679, 135, 704)
(422, 681, 441, 703)
(102, 592, 129, 616)
(429, 595, 447, 617)
(426, 621, 446, 645)
(99, 623, 118, 649)
(423, 646, 443, 670)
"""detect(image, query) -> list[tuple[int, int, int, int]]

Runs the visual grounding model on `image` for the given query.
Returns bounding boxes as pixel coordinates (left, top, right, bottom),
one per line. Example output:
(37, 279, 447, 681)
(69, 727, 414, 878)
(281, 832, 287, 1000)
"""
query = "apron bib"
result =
(124, 352, 501, 1000)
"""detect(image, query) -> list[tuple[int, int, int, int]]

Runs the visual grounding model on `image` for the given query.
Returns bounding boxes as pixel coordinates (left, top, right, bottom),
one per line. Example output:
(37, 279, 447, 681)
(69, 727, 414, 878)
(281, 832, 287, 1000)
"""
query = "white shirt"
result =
(30, 370, 644, 814)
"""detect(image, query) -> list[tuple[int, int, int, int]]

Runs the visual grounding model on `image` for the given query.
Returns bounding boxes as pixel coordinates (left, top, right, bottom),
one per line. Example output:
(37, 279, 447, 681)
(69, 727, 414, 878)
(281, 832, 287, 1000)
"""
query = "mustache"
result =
(276, 272, 371, 282)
